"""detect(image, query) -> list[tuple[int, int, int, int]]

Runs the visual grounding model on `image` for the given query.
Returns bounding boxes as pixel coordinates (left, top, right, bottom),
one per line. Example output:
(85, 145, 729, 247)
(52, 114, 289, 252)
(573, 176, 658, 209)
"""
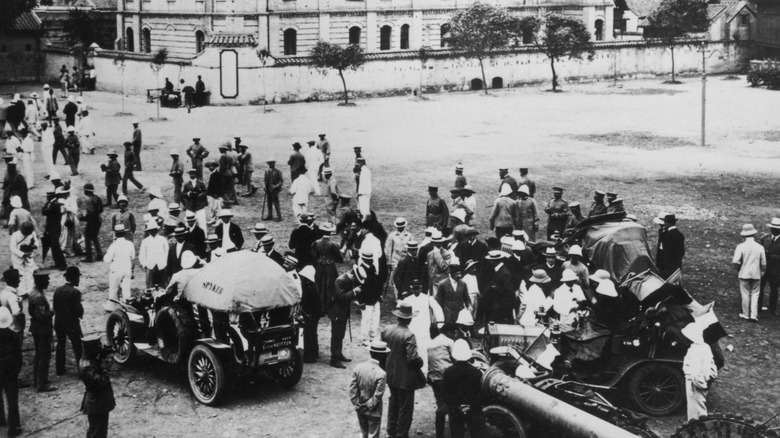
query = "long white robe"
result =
(402, 293, 444, 374)
(305, 146, 323, 195)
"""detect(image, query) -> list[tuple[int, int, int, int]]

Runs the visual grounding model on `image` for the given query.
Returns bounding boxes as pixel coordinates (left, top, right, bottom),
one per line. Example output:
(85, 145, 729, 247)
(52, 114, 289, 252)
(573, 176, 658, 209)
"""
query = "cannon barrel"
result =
(482, 367, 641, 438)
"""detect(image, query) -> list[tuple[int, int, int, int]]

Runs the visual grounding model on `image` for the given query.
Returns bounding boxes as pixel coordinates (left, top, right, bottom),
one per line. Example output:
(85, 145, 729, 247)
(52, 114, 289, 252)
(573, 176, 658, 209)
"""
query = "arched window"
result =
(126, 28, 135, 52)
(195, 30, 205, 52)
(380, 25, 392, 51)
(522, 27, 533, 44)
(595, 19, 604, 41)
(142, 28, 151, 53)
(284, 28, 297, 55)
(349, 26, 361, 46)
(400, 24, 410, 49)
(440, 23, 450, 48)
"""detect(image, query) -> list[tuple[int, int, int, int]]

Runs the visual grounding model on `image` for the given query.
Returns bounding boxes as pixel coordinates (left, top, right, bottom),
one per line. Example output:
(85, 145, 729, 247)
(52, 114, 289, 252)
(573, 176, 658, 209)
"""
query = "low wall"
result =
(42, 40, 752, 104)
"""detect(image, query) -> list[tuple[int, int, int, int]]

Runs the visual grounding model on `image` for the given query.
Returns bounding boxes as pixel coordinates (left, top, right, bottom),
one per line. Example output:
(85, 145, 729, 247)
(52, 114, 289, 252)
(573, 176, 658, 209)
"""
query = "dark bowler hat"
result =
(392, 302, 418, 319)
(319, 134, 326, 138)
(292, 142, 302, 150)
(2, 268, 19, 282)
(307, 140, 315, 145)
(353, 146, 362, 152)
(123, 141, 132, 147)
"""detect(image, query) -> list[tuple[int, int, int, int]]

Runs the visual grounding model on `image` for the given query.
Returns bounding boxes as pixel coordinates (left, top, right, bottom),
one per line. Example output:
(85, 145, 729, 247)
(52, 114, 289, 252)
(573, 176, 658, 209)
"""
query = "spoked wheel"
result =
(483, 404, 527, 438)
(627, 363, 685, 416)
(671, 414, 780, 438)
(188, 345, 227, 406)
(106, 311, 136, 364)
(275, 348, 304, 389)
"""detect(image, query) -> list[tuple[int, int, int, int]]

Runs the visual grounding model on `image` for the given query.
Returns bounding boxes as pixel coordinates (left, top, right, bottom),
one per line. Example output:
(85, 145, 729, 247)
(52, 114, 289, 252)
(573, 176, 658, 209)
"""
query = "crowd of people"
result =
(0, 84, 775, 438)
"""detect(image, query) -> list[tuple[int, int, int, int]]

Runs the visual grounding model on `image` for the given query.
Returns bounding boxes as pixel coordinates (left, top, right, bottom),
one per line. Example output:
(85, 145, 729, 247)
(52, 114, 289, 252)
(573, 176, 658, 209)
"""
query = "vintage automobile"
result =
(105, 251, 303, 405)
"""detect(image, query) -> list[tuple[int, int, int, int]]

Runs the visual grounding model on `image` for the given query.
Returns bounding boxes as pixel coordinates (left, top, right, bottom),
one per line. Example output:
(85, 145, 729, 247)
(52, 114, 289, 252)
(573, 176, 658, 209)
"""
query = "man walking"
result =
(350, 341, 390, 438)
(101, 151, 121, 207)
(42, 192, 67, 271)
(290, 173, 315, 218)
(425, 186, 449, 229)
(122, 142, 144, 195)
(656, 213, 685, 279)
(79, 183, 103, 263)
(490, 184, 518, 238)
(64, 126, 81, 176)
(131, 119, 142, 171)
(329, 265, 366, 368)
(733, 224, 766, 322)
(517, 167, 536, 198)
(186, 138, 209, 181)
(381, 302, 426, 438)
(317, 134, 330, 171)
(53, 267, 84, 376)
(288, 142, 306, 181)
(28, 270, 57, 392)
(263, 160, 283, 221)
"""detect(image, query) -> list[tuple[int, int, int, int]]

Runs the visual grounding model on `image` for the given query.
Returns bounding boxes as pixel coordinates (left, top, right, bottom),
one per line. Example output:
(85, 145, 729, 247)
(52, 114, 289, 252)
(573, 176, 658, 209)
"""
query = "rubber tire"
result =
(106, 310, 136, 365)
(187, 344, 227, 406)
(155, 304, 198, 365)
(671, 414, 780, 438)
(627, 363, 685, 417)
(276, 348, 304, 389)
(482, 404, 527, 438)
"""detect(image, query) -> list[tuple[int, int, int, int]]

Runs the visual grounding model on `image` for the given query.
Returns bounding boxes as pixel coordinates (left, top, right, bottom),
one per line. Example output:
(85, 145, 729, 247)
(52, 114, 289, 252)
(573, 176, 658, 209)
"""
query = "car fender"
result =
(193, 339, 235, 364)
(608, 358, 684, 388)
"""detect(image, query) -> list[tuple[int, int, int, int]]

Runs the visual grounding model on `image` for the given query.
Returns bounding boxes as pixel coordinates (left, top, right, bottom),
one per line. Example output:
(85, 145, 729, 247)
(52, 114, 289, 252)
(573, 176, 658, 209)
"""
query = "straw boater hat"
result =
(741, 224, 758, 237)
(529, 269, 551, 284)
(251, 223, 268, 234)
(767, 218, 780, 229)
(205, 233, 218, 244)
(168, 202, 181, 212)
(260, 235, 275, 246)
(353, 265, 367, 283)
(320, 223, 336, 234)
(218, 209, 233, 218)
(544, 247, 558, 257)
(369, 340, 391, 354)
(185, 211, 196, 221)
(113, 224, 126, 234)
(394, 217, 407, 228)
(485, 250, 507, 261)
(117, 195, 128, 204)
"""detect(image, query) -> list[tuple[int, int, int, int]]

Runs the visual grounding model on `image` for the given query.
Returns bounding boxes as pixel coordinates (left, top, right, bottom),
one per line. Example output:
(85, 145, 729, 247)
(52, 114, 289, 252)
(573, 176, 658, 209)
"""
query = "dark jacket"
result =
(656, 227, 685, 276)
(500, 175, 518, 194)
(266, 248, 286, 267)
(215, 222, 244, 252)
(182, 180, 208, 211)
(28, 288, 54, 335)
(289, 225, 317, 268)
(357, 263, 382, 306)
(124, 149, 136, 173)
(330, 271, 359, 321)
(442, 361, 483, 409)
(533, 260, 564, 290)
(264, 168, 283, 194)
(477, 263, 517, 325)
(381, 322, 425, 390)
(764, 235, 780, 280)
(186, 224, 207, 258)
(435, 278, 471, 325)
(79, 359, 116, 414)
(53, 283, 84, 329)
(103, 160, 121, 186)
(287, 151, 306, 179)
(0, 328, 22, 378)
(167, 241, 195, 278)
(393, 254, 424, 299)
(301, 277, 322, 320)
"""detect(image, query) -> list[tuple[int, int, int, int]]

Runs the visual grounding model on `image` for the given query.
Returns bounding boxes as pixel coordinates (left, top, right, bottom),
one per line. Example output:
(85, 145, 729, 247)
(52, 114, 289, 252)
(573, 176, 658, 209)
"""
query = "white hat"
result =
(0, 307, 12, 329)
(451, 209, 467, 223)
(170, 148, 179, 156)
(10, 196, 22, 209)
(499, 183, 513, 197)
(589, 269, 611, 283)
(218, 209, 233, 218)
(117, 195, 128, 204)
(353, 265, 367, 283)
(147, 186, 163, 199)
(511, 241, 526, 251)
(66, 126, 76, 133)
(43, 84, 50, 89)
(681, 322, 704, 345)
(456, 308, 474, 326)
(568, 245, 583, 257)
(394, 217, 407, 227)
(740, 224, 758, 237)
(560, 269, 578, 283)
(653, 212, 670, 225)
(299, 266, 316, 283)
(451, 339, 472, 361)
(518, 185, 530, 196)
(181, 251, 197, 269)
(596, 280, 618, 297)
(185, 211, 196, 220)
(132, 118, 140, 124)
(431, 230, 443, 240)
(146, 221, 160, 231)
(67, 95, 74, 102)
(113, 224, 126, 233)
(767, 218, 780, 229)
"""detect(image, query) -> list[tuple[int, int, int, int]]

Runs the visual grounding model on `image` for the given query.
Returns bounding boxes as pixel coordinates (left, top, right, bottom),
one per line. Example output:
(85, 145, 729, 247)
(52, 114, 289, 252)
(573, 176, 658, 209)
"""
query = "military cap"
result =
(83, 183, 95, 193)
(552, 187, 564, 193)
(319, 134, 326, 138)
(353, 146, 362, 152)
(594, 190, 605, 197)
(498, 168, 508, 173)
(33, 270, 51, 278)
(307, 140, 315, 145)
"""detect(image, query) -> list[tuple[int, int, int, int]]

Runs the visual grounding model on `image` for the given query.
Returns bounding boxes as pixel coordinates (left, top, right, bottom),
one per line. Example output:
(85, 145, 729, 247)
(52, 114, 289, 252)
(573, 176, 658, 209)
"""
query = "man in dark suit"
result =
(263, 160, 284, 222)
(214, 209, 243, 252)
(762, 218, 780, 315)
(28, 271, 56, 392)
(184, 212, 207, 258)
(289, 213, 318, 269)
(330, 266, 366, 368)
(393, 241, 425, 300)
(182, 168, 208, 229)
(259, 235, 286, 267)
(533, 247, 564, 290)
(53, 267, 84, 376)
(166, 225, 195, 278)
(656, 214, 685, 279)
(435, 264, 471, 325)
(477, 251, 518, 326)
(0, 306, 23, 437)
(381, 302, 426, 438)
(79, 336, 115, 438)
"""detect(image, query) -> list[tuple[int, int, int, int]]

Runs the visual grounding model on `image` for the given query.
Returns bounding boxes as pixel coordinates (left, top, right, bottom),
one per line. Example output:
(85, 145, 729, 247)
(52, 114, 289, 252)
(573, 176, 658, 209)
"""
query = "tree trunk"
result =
(120, 71, 125, 113)
(670, 45, 676, 83)
(550, 57, 558, 91)
(478, 58, 489, 95)
(419, 60, 424, 98)
(155, 71, 160, 119)
(338, 69, 348, 104)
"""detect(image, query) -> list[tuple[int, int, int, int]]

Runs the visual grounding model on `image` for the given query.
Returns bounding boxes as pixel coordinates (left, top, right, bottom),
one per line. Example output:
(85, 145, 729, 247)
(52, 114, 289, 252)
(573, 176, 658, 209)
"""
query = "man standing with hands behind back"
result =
(53, 267, 84, 376)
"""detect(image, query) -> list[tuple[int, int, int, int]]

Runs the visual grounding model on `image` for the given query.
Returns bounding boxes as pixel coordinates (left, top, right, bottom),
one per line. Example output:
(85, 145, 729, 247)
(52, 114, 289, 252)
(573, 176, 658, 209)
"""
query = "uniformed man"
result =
(79, 336, 115, 438)
(515, 185, 539, 243)
(607, 198, 625, 214)
(588, 190, 608, 217)
(317, 134, 330, 177)
(517, 168, 536, 199)
(186, 138, 209, 181)
(288, 142, 306, 181)
(263, 160, 283, 222)
(169, 149, 185, 203)
(565, 202, 585, 230)
(323, 167, 340, 224)
(28, 270, 57, 392)
(131, 119, 142, 171)
(100, 150, 121, 207)
(182, 168, 208, 232)
(454, 165, 467, 189)
(289, 213, 318, 269)
(498, 168, 518, 198)
(330, 266, 366, 368)
(53, 266, 83, 376)
(356, 158, 372, 218)
(544, 187, 569, 240)
(605, 191, 618, 207)
(79, 183, 103, 263)
(122, 141, 144, 195)
(426, 186, 450, 229)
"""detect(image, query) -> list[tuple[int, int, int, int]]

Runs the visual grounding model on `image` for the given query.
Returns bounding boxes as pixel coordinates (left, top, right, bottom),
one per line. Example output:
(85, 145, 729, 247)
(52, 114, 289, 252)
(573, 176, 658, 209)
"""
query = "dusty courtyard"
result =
(1, 75, 780, 437)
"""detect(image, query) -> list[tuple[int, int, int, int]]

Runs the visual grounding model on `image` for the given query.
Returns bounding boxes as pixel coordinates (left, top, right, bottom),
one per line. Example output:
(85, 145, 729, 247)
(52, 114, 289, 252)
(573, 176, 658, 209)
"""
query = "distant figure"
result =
(53, 266, 84, 376)
(262, 160, 283, 221)
(195, 75, 206, 106)
(656, 213, 685, 279)
(732, 224, 765, 322)
(131, 120, 142, 171)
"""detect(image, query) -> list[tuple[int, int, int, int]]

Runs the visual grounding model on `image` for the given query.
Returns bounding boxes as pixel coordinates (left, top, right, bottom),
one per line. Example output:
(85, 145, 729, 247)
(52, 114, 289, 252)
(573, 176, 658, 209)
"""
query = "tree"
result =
(63, 9, 96, 48)
(310, 41, 366, 105)
(0, 0, 42, 33)
(418, 46, 430, 99)
(256, 49, 273, 112)
(447, 3, 519, 95)
(149, 47, 168, 119)
(644, 0, 708, 83)
(519, 14, 594, 92)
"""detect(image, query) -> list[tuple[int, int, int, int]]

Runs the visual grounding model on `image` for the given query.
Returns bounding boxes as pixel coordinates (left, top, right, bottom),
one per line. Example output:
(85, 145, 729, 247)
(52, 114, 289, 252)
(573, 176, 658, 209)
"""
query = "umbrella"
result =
(182, 251, 301, 312)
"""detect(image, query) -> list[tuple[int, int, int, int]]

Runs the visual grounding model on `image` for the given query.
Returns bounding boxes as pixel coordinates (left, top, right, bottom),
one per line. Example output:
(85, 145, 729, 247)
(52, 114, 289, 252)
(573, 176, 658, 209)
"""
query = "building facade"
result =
(116, 0, 615, 59)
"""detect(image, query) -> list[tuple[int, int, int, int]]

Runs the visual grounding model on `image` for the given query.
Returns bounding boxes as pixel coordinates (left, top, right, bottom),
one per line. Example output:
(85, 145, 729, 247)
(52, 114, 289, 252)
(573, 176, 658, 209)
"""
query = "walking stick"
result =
(260, 189, 267, 219)
(347, 302, 353, 342)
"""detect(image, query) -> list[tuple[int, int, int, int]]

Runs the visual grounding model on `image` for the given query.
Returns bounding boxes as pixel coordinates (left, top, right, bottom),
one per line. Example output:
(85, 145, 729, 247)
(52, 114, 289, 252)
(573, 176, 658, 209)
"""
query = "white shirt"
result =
(403, 293, 444, 341)
(358, 166, 372, 195)
(290, 174, 314, 204)
(78, 115, 94, 136)
(0, 286, 21, 315)
(683, 343, 717, 389)
(464, 195, 477, 222)
(462, 273, 479, 301)
(21, 136, 34, 156)
(41, 129, 54, 151)
(519, 284, 552, 326)
(219, 222, 235, 250)
(139, 234, 169, 269)
(104, 238, 136, 273)
(732, 237, 766, 280)
(360, 233, 383, 268)
(306, 147, 323, 171)
(385, 230, 412, 267)
(10, 230, 38, 267)
(5, 136, 21, 163)
(25, 105, 38, 124)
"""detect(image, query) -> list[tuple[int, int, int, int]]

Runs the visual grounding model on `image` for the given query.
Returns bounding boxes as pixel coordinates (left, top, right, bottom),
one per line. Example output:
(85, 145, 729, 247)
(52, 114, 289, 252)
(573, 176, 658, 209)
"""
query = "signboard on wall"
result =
(220, 50, 238, 99)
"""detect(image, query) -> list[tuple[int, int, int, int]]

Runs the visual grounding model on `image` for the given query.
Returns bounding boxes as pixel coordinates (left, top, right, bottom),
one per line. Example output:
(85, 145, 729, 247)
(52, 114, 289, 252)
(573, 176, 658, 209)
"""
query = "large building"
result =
(115, 0, 616, 59)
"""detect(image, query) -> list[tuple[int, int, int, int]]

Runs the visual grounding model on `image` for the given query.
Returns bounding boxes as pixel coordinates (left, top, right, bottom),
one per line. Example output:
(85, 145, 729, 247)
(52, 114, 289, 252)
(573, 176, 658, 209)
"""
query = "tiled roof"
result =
(708, 1, 755, 22)
(92, 0, 118, 10)
(12, 11, 42, 32)
(707, 3, 728, 20)
(205, 34, 257, 48)
(624, 0, 662, 19)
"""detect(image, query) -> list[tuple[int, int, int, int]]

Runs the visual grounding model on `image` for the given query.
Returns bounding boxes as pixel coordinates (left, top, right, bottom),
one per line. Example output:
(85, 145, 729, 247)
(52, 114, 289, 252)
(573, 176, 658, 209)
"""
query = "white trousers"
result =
(739, 278, 760, 319)
(308, 170, 321, 195)
(360, 302, 381, 342)
(109, 270, 132, 303)
(22, 153, 34, 188)
(685, 379, 708, 420)
(292, 202, 308, 219)
(358, 194, 371, 218)
(81, 134, 94, 154)
(187, 208, 207, 234)
(207, 196, 222, 225)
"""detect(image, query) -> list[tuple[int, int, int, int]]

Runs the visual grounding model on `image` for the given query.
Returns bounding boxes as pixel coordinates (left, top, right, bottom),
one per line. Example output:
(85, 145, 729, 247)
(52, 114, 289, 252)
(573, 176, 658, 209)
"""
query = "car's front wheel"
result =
(106, 311, 136, 364)
(188, 344, 227, 406)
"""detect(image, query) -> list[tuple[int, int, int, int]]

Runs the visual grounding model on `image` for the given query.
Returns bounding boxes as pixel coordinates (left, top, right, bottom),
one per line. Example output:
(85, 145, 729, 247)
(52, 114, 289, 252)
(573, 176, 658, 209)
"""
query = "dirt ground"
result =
(1, 75, 780, 437)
